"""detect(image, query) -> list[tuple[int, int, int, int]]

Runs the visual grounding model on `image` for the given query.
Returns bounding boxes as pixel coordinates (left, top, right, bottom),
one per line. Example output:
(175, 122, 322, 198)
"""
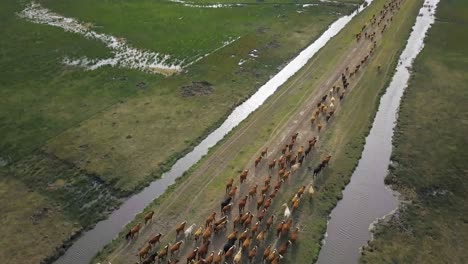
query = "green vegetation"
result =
(360, 0, 468, 263)
(94, 0, 425, 262)
(0, 169, 78, 264)
(39, 1, 353, 192)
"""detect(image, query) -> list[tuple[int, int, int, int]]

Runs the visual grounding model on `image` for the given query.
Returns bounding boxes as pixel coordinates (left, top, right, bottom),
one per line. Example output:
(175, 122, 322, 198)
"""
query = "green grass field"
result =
(94, 0, 425, 262)
(0, 0, 354, 263)
(0, 169, 79, 264)
(360, 0, 468, 263)
(38, 1, 354, 193)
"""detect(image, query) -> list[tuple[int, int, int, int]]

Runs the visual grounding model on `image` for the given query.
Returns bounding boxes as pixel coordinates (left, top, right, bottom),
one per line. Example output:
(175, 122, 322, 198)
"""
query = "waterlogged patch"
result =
(18, 2, 240, 75)
(18, 2, 181, 75)
(168, 0, 244, 8)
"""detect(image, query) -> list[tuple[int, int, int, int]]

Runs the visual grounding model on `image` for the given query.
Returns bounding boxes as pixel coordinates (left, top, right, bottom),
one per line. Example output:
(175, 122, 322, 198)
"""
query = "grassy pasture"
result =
(360, 0, 468, 263)
(172, 0, 363, 4)
(0, 169, 79, 264)
(40, 1, 352, 193)
(94, 0, 424, 262)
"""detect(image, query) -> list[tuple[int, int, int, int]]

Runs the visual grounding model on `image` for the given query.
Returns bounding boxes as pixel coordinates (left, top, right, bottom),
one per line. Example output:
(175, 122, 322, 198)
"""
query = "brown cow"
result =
(158, 244, 169, 261)
(268, 159, 276, 170)
(198, 240, 211, 259)
(202, 225, 212, 242)
(278, 240, 292, 257)
(292, 132, 299, 141)
(227, 230, 238, 241)
(310, 115, 316, 124)
(170, 240, 184, 256)
(248, 184, 257, 199)
(238, 195, 248, 213)
(269, 188, 278, 199)
(274, 180, 283, 191)
(244, 214, 254, 228)
(297, 185, 306, 197)
(205, 212, 216, 227)
(239, 229, 250, 246)
(321, 155, 332, 167)
(239, 170, 249, 183)
(264, 175, 271, 186)
(281, 219, 293, 235)
(297, 146, 304, 158)
(242, 236, 251, 250)
(278, 168, 286, 178)
(175, 221, 186, 236)
(263, 244, 272, 262)
(205, 251, 214, 264)
(256, 194, 266, 210)
(144, 210, 154, 225)
(281, 144, 288, 154)
(266, 215, 275, 230)
(263, 198, 272, 210)
(261, 147, 268, 157)
(214, 216, 228, 227)
(251, 221, 260, 235)
(248, 246, 258, 263)
(292, 198, 300, 211)
(256, 230, 266, 243)
(254, 156, 262, 167)
(225, 245, 236, 259)
(128, 223, 141, 239)
(194, 227, 203, 242)
(276, 221, 285, 237)
(137, 243, 151, 260)
(241, 212, 251, 224)
(214, 220, 228, 234)
(228, 186, 238, 197)
(148, 233, 163, 246)
(290, 155, 297, 166)
(222, 203, 234, 215)
(290, 227, 300, 243)
(257, 208, 267, 222)
(213, 250, 222, 264)
(225, 178, 234, 193)
(186, 247, 199, 263)
(268, 249, 278, 263)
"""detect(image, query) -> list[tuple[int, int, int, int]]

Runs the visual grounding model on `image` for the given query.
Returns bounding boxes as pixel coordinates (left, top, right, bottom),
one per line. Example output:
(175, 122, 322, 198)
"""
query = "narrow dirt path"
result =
(105, 1, 403, 263)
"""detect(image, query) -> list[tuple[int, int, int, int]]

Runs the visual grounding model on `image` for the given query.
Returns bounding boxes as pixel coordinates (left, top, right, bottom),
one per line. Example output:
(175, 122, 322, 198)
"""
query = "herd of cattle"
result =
(121, 0, 403, 263)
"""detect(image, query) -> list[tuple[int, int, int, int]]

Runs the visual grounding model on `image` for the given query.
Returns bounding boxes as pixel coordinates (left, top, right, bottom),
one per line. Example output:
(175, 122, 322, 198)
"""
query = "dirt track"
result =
(103, 1, 403, 263)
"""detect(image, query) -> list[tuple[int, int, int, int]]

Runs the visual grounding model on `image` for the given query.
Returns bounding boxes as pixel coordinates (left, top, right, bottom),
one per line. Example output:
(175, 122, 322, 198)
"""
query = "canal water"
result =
(316, 1, 440, 263)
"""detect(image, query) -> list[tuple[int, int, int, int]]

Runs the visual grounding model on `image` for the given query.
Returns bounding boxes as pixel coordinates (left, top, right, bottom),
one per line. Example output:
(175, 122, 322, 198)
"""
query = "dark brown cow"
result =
(144, 210, 154, 225)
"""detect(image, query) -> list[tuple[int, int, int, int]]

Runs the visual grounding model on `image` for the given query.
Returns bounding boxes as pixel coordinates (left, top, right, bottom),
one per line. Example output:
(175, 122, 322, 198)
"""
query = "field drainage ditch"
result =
(316, 1, 440, 263)
(54, 1, 374, 263)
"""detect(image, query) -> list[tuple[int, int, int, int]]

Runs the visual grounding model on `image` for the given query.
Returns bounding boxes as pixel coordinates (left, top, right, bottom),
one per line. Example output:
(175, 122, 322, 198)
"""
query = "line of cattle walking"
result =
(122, 1, 403, 263)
